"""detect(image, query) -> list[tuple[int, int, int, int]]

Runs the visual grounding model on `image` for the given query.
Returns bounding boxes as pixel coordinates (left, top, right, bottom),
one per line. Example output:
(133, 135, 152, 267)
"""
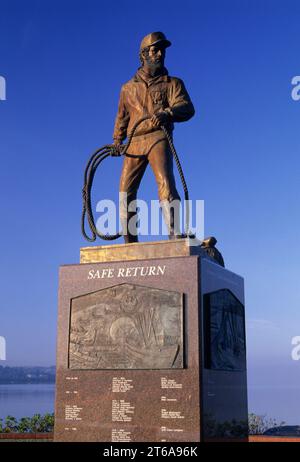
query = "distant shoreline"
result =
(0, 381, 55, 385)
(0, 366, 55, 385)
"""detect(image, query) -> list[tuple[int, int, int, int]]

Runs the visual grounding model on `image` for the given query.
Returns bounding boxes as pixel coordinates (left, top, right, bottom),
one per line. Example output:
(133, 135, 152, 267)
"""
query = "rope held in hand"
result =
(81, 116, 192, 242)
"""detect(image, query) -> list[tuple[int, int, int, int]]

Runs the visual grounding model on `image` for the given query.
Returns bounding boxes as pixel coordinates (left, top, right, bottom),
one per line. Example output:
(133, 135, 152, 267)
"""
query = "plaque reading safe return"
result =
(68, 283, 184, 370)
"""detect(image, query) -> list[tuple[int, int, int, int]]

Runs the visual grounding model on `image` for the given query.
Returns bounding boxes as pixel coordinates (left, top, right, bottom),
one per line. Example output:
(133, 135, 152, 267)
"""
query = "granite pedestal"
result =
(54, 240, 248, 442)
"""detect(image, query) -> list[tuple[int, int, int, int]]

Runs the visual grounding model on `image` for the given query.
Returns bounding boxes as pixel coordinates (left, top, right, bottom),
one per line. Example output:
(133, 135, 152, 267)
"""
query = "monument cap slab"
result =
(80, 238, 209, 264)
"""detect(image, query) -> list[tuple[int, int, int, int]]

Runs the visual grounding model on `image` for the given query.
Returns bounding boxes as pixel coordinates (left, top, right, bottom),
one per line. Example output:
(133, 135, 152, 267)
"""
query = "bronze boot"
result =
(160, 199, 182, 240)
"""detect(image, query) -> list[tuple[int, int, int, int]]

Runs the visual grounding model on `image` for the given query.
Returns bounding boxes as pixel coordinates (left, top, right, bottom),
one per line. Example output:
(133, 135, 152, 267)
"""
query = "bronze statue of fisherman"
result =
(113, 32, 195, 243)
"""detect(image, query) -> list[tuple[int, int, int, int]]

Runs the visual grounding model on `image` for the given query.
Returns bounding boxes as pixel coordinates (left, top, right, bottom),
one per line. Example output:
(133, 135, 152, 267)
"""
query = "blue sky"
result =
(0, 0, 300, 423)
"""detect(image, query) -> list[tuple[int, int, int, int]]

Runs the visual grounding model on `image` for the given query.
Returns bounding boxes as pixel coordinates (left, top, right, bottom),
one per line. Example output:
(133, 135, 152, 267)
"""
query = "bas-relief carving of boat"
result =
(69, 342, 181, 370)
(68, 283, 183, 370)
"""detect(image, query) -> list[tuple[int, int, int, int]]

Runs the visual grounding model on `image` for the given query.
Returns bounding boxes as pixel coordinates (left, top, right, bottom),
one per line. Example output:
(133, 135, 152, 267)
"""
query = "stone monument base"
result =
(54, 240, 248, 442)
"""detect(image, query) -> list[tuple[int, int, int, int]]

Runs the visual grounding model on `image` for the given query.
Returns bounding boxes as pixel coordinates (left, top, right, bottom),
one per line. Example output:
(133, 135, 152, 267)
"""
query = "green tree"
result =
(248, 413, 285, 435)
(18, 417, 32, 433)
(0, 413, 55, 433)
(4, 415, 18, 433)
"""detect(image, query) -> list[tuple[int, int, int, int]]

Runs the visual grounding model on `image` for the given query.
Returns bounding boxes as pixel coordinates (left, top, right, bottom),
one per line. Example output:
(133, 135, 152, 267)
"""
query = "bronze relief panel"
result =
(68, 283, 184, 370)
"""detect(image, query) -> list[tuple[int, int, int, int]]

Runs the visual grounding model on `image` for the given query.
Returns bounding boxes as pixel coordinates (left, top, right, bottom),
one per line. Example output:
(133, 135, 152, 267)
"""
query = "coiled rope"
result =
(81, 116, 193, 242)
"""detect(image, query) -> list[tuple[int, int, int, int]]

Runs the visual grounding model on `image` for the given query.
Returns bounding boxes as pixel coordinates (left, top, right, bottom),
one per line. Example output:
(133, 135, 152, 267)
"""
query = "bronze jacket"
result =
(113, 68, 195, 143)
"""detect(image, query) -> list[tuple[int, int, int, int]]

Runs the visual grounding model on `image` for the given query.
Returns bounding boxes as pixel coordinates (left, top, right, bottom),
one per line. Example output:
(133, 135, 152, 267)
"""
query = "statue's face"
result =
(143, 44, 166, 71)
(148, 44, 165, 65)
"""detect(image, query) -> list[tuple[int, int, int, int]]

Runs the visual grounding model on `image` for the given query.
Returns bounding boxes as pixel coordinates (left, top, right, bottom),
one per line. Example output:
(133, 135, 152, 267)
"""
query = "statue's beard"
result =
(143, 56, 164, 76)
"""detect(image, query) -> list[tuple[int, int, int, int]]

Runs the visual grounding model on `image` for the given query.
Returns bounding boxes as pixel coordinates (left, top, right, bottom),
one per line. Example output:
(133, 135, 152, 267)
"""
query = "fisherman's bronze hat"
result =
(140, 32, 171, 51)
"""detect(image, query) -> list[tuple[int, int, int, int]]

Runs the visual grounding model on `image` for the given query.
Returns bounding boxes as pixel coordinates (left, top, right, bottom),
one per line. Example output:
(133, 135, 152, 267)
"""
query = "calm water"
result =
(0, 384, 55, 420)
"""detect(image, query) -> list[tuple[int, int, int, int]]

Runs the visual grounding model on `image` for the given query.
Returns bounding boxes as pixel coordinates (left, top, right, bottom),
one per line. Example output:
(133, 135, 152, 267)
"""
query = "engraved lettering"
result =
(108, 268, 114, 278)
(65, 405, 82, 421)
(112, 377, 134, 393)
(88, 270, 94, 279)
(111, 430, 132, 442)
(112, 399, 135, 422)
(140, 267, 148, 276)
(148, 266, 156, 276)
(157, 265, 166, 275)
(88, 265, 167, 280)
